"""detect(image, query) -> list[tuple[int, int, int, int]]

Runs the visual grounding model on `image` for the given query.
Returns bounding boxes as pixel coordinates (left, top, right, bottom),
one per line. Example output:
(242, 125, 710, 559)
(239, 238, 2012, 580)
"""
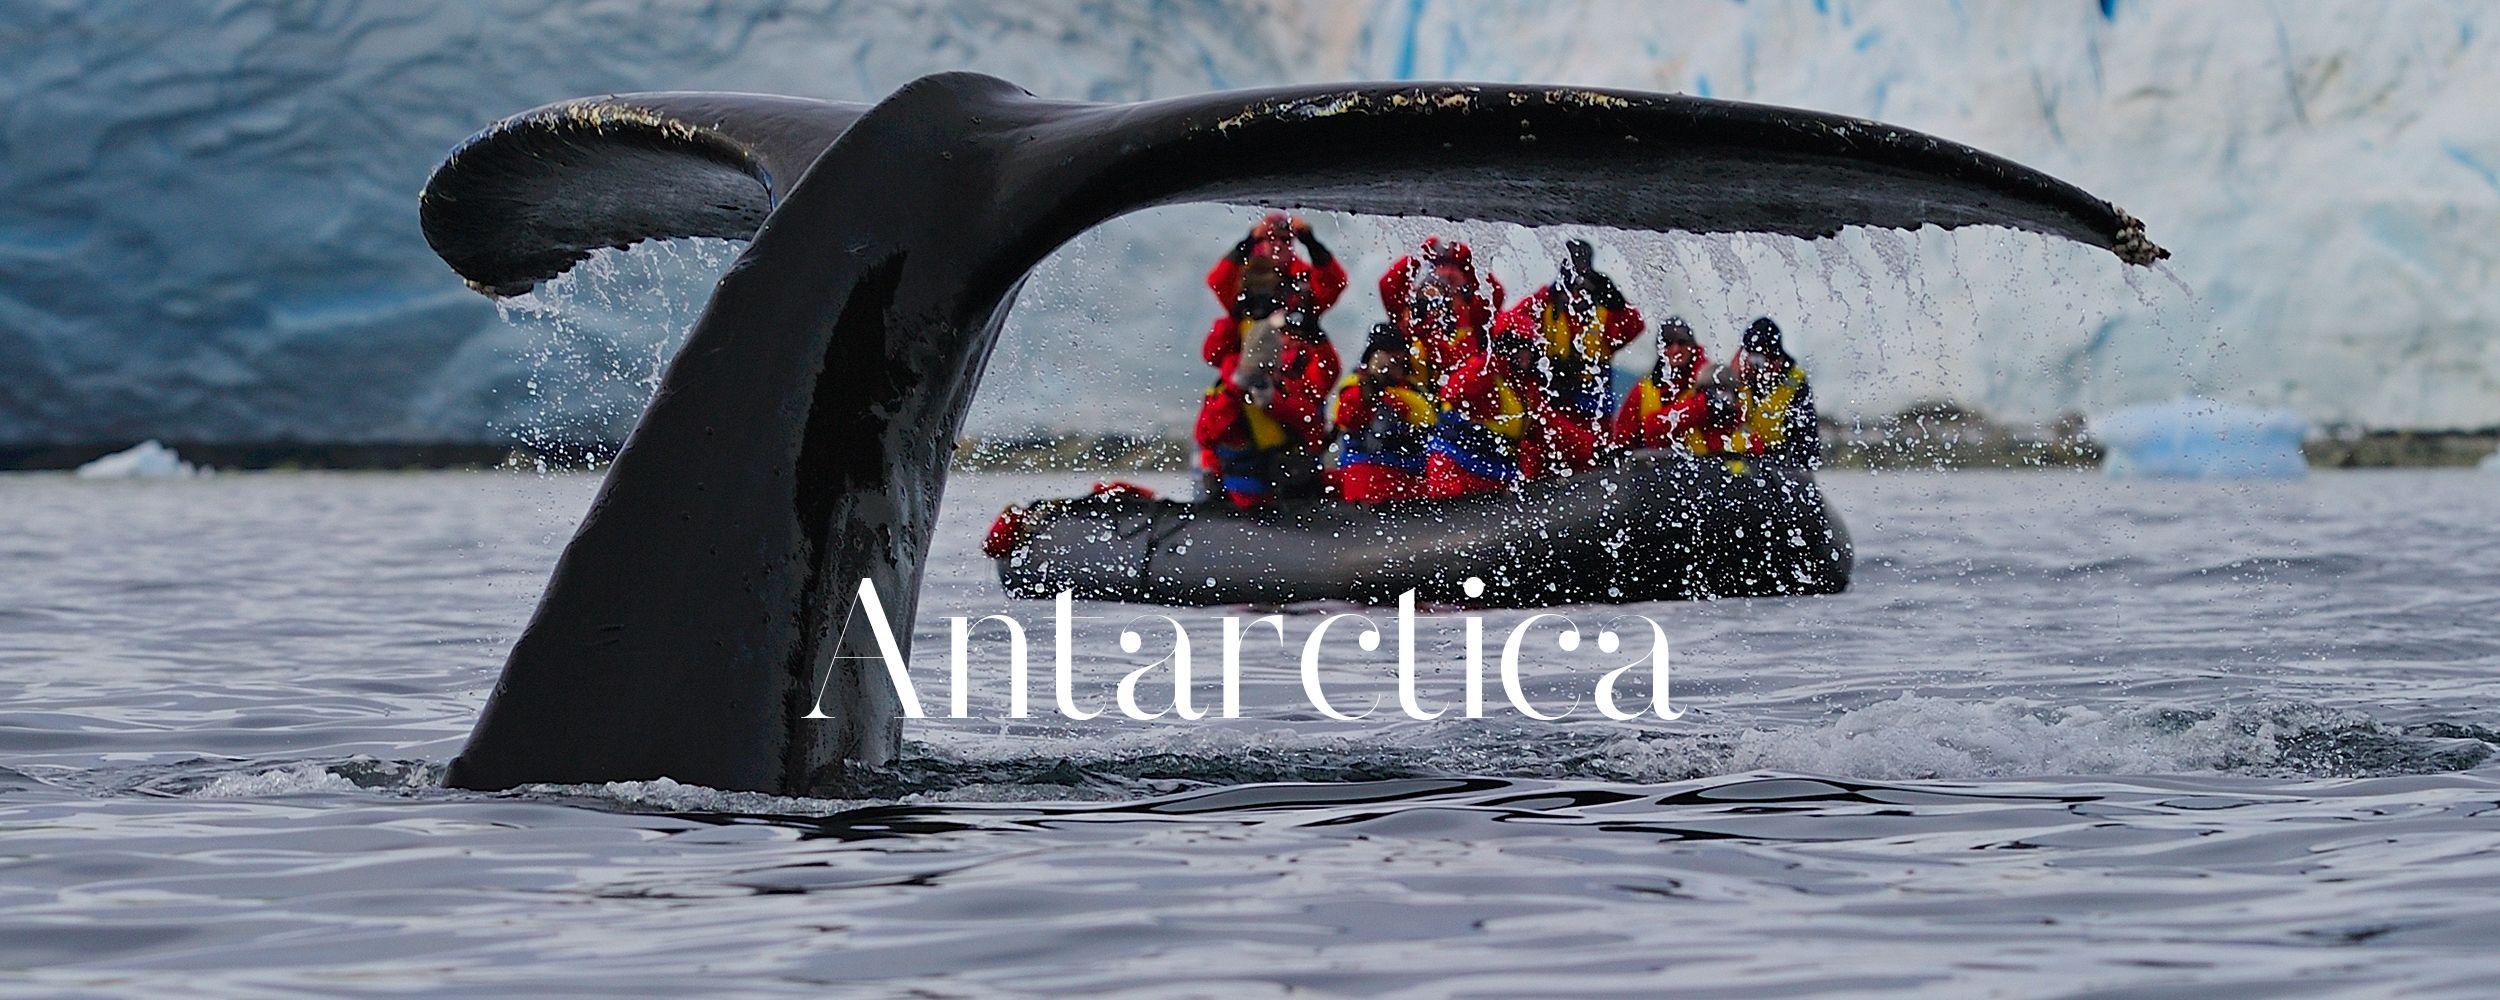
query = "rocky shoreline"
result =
(4, 415, 2493, 473)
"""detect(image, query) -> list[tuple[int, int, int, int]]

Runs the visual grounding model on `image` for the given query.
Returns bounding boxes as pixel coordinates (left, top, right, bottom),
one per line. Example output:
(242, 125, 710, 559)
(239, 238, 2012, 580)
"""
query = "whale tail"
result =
(423, 73, 2163, 795)
(421, 92, 870, 296)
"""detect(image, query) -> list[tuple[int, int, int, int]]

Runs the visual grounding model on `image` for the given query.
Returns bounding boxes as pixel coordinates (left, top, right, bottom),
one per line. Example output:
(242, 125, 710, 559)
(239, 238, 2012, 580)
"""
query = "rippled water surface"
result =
(4, 468, 2498, 996)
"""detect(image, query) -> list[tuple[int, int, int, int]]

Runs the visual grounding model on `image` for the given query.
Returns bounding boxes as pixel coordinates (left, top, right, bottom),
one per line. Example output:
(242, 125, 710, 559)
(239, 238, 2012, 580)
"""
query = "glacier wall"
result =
(2, 0, 2494, 446)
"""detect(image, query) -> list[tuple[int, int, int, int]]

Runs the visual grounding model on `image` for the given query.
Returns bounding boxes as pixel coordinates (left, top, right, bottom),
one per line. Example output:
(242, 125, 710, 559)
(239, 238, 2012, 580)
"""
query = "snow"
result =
(2088, 397, 2308, 479)
(4, 1, 2495, 446)
(74, 440, 204, 479)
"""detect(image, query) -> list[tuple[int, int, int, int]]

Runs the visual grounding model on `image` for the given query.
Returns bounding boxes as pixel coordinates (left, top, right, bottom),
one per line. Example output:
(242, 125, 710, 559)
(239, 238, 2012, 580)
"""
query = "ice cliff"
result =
(3, 0, 2494, 446)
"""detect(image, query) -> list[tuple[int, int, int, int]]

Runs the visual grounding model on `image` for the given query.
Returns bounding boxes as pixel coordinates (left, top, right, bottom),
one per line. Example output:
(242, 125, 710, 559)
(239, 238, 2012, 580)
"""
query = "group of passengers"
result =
(1193, 214, 1819, 508)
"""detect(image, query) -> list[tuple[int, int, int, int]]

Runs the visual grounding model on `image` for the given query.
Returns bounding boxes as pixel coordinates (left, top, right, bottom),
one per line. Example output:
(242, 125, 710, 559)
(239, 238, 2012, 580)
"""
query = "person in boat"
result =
(1381, 236, 1505, 382)
(1205, 212, 1346, 351)
(1612, 317, 1715, 452)
(1493, 238, 1644, 469)
(1484, 324, 1602, 481)
(1422, 315, 1532, 498)
(1395, 278, 1479, 389)
(1195, 216, 1345, 495)
(1194, 326, 1333, 508)
(1732, 317, 1822, 468)
(1330, 323, 1438, 504)
(1696, 363, 1750, 456)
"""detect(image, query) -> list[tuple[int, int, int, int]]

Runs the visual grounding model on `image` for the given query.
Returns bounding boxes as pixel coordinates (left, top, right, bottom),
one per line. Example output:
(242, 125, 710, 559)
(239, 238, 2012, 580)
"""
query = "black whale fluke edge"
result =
(417, 72, 2163, 797)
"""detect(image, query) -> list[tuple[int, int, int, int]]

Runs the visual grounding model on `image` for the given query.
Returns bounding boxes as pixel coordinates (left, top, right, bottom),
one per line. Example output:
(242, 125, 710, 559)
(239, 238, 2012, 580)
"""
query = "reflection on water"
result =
(2, 469, 2497, 994)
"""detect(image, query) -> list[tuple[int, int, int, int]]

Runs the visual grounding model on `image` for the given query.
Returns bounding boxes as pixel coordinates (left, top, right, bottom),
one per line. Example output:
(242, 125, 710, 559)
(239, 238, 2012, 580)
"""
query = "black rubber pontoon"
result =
(998, 451, 1850, 606)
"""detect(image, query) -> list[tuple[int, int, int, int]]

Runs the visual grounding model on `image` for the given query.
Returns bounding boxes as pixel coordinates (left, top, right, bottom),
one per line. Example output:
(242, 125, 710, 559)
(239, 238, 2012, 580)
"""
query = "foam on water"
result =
(159, 696, 2492, 822)
(191, 762, 362, 798)
(1607, 696, 2494, 782)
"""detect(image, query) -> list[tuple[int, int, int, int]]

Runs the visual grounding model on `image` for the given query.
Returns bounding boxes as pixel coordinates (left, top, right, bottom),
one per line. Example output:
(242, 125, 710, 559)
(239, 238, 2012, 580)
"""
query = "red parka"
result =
(1379, 239, 1504, 342)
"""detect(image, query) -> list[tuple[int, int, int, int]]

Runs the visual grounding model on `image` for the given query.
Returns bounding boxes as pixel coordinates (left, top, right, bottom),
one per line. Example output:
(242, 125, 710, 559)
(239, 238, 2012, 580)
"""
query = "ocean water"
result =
(3, 467, 2497, 996)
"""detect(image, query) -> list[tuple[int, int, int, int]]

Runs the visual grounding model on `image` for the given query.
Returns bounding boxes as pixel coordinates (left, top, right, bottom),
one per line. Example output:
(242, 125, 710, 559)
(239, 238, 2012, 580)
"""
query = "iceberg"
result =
(74, 440, 204, 479)
(2088, 398, 2308, 480)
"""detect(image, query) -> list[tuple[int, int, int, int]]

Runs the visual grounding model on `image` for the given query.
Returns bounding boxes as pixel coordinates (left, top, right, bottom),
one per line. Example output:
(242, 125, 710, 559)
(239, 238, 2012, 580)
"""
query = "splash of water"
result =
(489, 238, 747, 468)
(474, 212, 2191, 457)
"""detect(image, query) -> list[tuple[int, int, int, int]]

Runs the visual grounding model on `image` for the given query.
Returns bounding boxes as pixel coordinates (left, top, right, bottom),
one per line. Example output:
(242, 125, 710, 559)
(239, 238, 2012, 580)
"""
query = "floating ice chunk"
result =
(74, 440, 206, 479)
(2087, 398, 2308, 479)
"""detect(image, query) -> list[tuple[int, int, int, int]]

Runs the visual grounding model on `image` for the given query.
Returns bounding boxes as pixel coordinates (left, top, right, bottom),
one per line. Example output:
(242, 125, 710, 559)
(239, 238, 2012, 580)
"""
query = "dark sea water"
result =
(3, 467, 2497, 996)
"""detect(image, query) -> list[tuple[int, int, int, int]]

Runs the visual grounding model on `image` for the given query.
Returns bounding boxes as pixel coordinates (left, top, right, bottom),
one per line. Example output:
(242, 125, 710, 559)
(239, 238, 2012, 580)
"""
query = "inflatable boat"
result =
(990, 450, 1851, 606)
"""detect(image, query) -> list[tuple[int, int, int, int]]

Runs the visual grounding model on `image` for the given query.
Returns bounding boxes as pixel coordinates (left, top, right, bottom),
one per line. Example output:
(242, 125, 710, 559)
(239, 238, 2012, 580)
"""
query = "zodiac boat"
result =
(992, 450, 1851, 606)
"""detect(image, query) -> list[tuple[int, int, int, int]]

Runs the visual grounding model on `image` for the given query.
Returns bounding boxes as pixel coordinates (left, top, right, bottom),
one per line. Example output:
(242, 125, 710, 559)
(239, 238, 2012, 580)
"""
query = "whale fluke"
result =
(422, 92, 870, 296)
(421, 73, 2163, 796)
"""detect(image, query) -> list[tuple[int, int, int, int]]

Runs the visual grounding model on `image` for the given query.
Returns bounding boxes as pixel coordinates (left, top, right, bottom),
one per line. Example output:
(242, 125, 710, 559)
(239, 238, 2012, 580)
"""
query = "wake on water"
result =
(135, 695, 2496, 814)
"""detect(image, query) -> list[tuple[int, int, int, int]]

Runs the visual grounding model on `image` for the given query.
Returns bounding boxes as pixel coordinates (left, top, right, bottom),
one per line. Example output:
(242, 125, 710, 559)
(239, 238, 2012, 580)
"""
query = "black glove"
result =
(1588, 274, 1625, 310)
(1298, 229, 1334, 266)
(1565, 238, 1596, 274)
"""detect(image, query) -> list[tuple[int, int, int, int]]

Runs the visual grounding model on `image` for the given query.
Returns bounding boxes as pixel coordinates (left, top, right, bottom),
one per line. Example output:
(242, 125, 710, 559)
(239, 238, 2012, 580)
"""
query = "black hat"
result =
(1741, 317, 1784, 355)
(1658, 315, 1698, 349)
(1362, 322, 1406, 361)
